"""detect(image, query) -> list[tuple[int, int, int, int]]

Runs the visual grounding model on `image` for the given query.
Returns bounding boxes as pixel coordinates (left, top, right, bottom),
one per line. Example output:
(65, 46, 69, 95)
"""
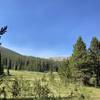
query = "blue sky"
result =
(0, 0, 100, 57)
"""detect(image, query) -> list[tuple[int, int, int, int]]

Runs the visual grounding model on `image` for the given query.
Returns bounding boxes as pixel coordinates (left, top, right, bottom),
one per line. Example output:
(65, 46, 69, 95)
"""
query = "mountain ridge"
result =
(0, 46, 68, 61)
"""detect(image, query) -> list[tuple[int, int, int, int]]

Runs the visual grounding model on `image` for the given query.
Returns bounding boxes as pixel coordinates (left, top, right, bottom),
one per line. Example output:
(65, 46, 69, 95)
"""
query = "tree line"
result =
(1, 47, 59, 72)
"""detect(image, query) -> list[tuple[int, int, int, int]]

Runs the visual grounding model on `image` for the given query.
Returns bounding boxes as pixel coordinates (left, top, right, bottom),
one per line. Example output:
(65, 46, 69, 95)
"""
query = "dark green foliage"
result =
(71, 36, 87, 69)
(58, 59, 72, 84)
(90, 37, 100, 53)
(0, 52, 4, 75)
(66, 36, 100, 86)
(88, 37, 100, 86)
(71, 36, 100, 86)
(69, 37, 87, 83)
(0, 26, 7, 75)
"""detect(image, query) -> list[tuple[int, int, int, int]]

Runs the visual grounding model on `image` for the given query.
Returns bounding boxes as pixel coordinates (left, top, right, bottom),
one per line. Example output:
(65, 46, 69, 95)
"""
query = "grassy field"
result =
(1, 70, 100, 100)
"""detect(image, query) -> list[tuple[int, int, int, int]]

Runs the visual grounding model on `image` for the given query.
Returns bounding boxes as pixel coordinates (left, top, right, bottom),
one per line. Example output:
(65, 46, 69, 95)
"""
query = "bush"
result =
(34, 79, 51, 99)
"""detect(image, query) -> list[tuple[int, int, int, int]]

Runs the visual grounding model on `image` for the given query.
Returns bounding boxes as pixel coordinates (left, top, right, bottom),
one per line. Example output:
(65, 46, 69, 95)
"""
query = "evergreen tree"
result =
(89, 37, 100, 86)
(90, 37, 100, 53)
(58, 59, 72, 84)
(71, 36, 87, 68)
(0, 26, 7, 75)
(69, 36, 87, 83)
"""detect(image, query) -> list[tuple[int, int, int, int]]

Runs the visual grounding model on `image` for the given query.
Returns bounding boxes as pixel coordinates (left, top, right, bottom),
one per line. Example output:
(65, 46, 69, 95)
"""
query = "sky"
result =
(0, 0, 100, 58)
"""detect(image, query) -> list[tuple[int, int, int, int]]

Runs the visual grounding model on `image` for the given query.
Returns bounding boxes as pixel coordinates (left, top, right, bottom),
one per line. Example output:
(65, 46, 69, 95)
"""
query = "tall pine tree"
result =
(0, 26, 7, 75)
(71, 36, 87, 68)
(89, 37, 100, 86)
(69, 36, 87, 83)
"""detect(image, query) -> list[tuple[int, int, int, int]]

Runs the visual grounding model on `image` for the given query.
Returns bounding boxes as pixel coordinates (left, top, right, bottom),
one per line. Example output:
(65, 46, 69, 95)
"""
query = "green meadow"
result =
(0, 69, 99, 100)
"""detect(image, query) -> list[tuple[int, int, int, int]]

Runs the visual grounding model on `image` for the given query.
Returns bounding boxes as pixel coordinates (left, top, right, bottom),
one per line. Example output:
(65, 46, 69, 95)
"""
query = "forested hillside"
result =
(1, 46, 59, 72)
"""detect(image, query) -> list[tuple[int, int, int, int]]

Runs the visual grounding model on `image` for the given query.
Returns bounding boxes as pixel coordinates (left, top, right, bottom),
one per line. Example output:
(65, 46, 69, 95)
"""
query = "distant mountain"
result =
(0, 46, 68, 61)
(49, 56, 68, 61)
(0, 46, 21, 56)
